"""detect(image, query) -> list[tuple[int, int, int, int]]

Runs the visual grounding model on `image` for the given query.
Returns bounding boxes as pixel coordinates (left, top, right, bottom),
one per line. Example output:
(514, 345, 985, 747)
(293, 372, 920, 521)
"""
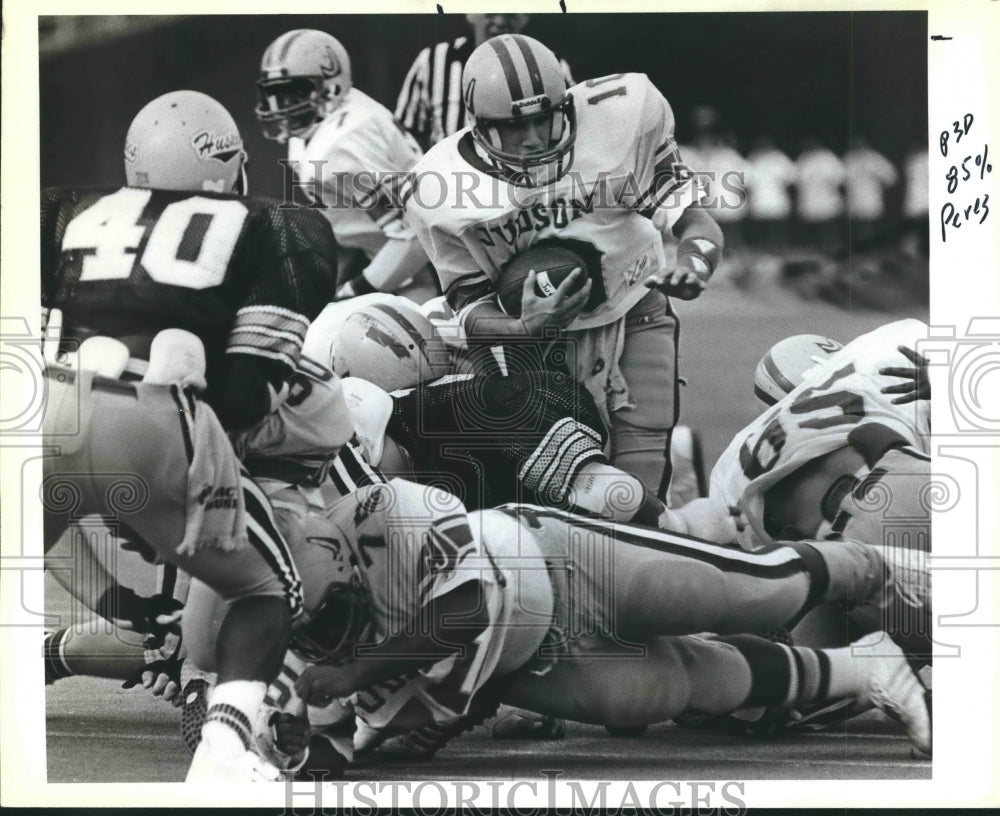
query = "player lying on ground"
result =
(693, 320, 932, 734)
(171, 362, 930, 778)
(711, 319, 931, 641)
(256, 29, 436, 303)
(41, 89, 338, 781)
(255, 499, 930, 778)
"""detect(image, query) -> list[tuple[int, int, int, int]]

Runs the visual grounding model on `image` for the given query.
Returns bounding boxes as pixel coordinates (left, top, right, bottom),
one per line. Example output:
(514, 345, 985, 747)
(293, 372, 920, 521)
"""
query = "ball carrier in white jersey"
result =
(257, 29, 434, 302)
(404, 34, 725, 499)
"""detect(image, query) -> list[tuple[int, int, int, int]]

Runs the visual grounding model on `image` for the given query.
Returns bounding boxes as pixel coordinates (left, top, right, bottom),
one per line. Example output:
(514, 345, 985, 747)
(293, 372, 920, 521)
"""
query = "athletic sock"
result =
(718, 634, 844, 710)
(44, 628, 73, 684)
(203, 680, 267, 753)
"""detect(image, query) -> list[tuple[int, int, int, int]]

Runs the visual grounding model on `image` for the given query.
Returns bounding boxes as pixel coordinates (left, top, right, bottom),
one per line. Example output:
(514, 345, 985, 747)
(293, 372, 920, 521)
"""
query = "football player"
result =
(403, 34, 725, 499)
(313, 296, 739, 540)
(256, 29, 435, 303)
(41, 89, 338, 781)
(255, 500, 930, 777)
(177, 360, 928, 775)
(710, 320, 932, 657)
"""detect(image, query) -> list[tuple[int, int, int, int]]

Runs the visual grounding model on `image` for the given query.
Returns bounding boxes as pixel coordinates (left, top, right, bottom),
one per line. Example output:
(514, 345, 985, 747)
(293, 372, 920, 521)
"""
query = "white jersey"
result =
(710, 320, 931, 550)
(404, 73, 703, 332)
(289, 89, 423, 257)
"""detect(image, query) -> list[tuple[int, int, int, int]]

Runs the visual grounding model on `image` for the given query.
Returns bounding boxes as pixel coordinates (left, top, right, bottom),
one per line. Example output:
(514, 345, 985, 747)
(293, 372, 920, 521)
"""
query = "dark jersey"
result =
(41, 185, 338, 414)
(387, 370, 609, 510)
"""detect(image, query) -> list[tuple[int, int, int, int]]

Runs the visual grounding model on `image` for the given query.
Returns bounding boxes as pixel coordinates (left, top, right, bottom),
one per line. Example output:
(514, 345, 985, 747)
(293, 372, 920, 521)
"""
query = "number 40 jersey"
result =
(710, 319, 932, 551)
(41, 186, 338, 394)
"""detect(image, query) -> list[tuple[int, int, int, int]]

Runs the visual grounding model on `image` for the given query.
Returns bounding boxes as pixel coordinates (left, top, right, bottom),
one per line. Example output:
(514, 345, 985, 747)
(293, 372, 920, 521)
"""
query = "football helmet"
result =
(462, 34, 575, 186)
(256, 29, 352, 143)
(288, 526, 372, 665)
(754, 334, 844, 409)
(124, 90, 247, 194)
(332, 296, 453, 392)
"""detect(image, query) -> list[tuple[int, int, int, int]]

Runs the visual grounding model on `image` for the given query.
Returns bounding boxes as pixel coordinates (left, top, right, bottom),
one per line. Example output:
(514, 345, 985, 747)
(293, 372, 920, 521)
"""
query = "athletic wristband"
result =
(676, 237, 722, 283)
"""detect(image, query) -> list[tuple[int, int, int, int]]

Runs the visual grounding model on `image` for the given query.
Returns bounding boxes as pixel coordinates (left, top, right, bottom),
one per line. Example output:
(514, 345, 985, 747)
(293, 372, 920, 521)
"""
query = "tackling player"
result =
(41, 90, 337, 781)
(307, 295, 739, 539)
(256, 29, 435, 303)
(403, 34, 725, 498)
(178, 358, 930, 775)
(710, 320, 932, 660)
(255, 500, 931, 777)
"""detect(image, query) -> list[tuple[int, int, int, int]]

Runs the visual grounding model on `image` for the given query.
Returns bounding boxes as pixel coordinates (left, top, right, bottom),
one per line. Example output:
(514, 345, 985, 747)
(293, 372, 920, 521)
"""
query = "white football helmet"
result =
(333, 296, 453, 392)
(256, 29, 352, 143)
(462, 34, 575, 186)
(124, 90, 248, 194)
(754, 334, 844, 409)
(286, 505, 373, 665)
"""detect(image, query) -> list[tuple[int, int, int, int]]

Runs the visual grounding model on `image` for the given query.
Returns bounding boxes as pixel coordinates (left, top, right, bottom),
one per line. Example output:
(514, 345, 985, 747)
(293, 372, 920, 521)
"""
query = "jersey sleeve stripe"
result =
(226, 345, 299, 369)
(235, 305, 311, 326)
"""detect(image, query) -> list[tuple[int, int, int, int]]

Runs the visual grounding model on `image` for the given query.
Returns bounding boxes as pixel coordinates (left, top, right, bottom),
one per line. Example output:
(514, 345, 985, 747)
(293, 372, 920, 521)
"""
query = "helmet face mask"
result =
(463, 34, 576, 187)
(474, 101, 576, 187)
(256, 29, 352, 144)
(290, 579, 372, 665)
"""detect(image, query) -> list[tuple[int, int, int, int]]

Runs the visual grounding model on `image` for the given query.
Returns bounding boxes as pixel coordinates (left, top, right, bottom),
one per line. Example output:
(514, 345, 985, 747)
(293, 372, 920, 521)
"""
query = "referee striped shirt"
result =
(394, 35, 574, 152)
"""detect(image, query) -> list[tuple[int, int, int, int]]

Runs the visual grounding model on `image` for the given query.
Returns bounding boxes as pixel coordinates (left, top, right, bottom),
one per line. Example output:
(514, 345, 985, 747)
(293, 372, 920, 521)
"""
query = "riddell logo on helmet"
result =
(511, 95, 551, 115)
(190, 129, 243, 164)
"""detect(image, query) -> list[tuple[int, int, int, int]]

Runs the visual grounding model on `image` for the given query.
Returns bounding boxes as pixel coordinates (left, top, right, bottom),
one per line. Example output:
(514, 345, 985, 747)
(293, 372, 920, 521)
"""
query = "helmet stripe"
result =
(511, 35, 545, 96)
(370, 303, 429, 350)
(762, 352, 798, 396)
(489, 38, 527, 103)
(753, 383, 780, 407)
(277, 29, 305, 62)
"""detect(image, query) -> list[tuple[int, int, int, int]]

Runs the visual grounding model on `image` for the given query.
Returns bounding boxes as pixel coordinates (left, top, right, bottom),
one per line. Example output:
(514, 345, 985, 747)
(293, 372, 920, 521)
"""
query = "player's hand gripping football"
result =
(519, 268, 592, 336)
(879, 345, 930, 404)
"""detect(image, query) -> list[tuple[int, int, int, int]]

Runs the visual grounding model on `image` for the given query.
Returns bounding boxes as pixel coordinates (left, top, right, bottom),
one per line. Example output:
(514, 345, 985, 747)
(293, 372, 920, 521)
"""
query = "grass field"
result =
(44, 278, 932, 785)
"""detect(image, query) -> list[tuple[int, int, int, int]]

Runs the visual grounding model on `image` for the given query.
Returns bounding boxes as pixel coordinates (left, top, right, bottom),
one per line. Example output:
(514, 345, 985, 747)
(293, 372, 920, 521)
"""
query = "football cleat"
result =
(855, 631, 931, 755)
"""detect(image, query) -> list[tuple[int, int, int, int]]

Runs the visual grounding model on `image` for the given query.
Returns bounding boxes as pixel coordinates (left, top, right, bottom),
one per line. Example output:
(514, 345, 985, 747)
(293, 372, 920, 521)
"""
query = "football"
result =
(496, 242, 590, 317)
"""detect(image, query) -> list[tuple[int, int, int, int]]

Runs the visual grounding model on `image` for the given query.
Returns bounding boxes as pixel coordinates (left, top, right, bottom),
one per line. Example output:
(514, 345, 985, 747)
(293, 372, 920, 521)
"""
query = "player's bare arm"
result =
(294, 579, 489, 705)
